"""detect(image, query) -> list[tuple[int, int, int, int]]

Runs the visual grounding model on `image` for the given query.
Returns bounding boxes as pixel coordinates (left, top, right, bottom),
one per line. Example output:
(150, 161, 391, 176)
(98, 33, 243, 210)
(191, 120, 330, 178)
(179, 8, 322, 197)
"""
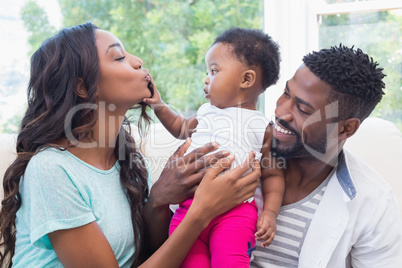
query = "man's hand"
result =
(149, 139, 230, 207)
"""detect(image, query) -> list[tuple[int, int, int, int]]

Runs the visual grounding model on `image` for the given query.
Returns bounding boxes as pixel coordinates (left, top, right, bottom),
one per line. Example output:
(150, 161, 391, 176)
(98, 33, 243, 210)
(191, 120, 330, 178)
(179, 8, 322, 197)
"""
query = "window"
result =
(264, 0, 401, 130)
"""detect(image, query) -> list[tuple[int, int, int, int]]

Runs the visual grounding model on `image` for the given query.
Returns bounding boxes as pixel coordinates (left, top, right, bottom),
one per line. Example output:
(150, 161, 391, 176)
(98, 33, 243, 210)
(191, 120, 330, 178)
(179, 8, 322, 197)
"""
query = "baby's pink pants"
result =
(169, 198, 257, 268)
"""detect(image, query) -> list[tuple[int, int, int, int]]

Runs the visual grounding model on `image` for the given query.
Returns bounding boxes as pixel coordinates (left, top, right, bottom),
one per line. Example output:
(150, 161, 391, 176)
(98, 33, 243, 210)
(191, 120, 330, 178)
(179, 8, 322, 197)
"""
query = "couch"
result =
(1, 118, 402, 216)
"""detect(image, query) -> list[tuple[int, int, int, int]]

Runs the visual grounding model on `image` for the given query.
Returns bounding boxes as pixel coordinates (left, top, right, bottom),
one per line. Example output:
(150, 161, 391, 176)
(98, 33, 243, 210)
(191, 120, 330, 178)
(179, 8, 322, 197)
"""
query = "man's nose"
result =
(275, 97, 293, 122)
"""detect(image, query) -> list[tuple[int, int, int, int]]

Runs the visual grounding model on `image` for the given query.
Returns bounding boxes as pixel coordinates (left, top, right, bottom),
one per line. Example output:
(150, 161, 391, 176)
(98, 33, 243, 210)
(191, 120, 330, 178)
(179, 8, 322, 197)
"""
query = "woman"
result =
(0, 22, 259, 267)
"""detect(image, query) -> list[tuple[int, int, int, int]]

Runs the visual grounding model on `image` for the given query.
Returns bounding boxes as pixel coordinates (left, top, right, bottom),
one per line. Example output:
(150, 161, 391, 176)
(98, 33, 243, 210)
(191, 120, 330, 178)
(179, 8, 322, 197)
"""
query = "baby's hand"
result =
(142, 74, 164, 112)
(255, 210, 277, 247)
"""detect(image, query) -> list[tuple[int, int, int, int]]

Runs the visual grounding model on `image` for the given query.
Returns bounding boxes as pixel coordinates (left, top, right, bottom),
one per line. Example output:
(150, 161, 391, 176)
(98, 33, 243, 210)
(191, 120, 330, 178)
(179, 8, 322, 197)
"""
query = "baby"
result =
(144, 27, 284, 267)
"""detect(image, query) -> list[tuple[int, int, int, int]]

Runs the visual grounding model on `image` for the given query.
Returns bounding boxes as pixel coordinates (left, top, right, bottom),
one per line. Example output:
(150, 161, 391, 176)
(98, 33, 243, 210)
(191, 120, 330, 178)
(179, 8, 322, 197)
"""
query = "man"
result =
(251, 44, 402, 267)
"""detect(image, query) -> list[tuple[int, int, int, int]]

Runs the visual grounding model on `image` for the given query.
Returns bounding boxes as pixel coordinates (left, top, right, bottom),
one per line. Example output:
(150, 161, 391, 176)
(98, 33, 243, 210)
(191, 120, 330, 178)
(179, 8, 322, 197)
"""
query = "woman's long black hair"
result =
(0, 22, 151, 267)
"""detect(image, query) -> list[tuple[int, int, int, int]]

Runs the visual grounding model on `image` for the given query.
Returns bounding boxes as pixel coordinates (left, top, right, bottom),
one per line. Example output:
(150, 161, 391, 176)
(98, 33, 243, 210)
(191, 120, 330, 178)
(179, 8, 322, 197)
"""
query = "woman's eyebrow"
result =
(106, 43, 122, 55)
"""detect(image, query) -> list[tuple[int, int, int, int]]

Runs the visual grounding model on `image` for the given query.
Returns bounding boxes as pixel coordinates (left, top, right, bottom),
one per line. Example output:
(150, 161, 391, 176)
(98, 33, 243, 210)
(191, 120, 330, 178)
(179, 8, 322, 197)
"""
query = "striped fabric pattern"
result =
(251, 175, 331, 267)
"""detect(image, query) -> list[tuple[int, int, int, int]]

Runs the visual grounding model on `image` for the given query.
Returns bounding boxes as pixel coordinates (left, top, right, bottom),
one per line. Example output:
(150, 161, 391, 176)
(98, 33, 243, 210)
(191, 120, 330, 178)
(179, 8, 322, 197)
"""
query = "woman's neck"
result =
(67, 110, 126, 170)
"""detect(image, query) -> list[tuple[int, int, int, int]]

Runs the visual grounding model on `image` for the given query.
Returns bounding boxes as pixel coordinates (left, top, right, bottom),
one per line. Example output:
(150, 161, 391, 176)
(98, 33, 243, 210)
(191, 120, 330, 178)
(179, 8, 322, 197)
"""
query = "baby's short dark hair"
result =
(213, 27, 280, 90)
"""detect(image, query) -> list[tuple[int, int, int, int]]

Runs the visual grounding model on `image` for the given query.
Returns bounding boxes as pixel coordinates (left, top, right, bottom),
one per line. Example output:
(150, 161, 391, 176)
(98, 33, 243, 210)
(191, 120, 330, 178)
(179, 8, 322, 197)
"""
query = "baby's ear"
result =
(75, 78, 88, 99)
(240, 70, 257, 89)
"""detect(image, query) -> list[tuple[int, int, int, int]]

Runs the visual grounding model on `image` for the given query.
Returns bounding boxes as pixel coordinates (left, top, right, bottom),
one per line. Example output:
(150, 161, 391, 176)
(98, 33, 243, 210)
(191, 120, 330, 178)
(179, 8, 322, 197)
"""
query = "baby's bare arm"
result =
(260, 124, 285, 217)
(255, 124, 285, 246)
(155, 105, 197, 139)
(142, 74, 198, 139)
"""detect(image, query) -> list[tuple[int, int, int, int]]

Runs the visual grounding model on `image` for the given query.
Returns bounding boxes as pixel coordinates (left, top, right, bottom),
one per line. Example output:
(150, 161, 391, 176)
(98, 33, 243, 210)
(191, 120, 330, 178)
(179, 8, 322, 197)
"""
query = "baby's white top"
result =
(187, 103, 269, 202)
(187, 103, 269, 164)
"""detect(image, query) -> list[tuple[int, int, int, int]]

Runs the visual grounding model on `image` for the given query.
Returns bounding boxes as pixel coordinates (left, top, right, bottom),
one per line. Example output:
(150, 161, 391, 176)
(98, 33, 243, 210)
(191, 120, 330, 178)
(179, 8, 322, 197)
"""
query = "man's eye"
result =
(298, 105, 310, 115)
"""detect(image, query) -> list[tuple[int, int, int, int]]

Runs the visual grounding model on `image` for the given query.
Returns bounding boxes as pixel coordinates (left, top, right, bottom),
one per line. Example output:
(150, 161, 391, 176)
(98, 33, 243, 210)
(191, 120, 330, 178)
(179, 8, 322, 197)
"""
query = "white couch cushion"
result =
(344, 117, 402, 215)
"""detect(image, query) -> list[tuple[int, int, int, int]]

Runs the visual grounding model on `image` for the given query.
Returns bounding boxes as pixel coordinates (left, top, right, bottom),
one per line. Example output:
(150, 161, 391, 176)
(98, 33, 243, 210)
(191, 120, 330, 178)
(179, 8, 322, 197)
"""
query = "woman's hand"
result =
(142, 74, 164, 112)
(189, 151, 261, 227)
(142, 139, 230, 254)
(149, 139, 230, 208)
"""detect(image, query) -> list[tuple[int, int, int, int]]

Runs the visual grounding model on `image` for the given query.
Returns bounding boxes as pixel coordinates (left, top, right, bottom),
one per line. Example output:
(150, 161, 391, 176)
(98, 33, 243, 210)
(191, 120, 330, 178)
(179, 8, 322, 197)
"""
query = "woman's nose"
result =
(204, 76, 209, 85)
(132, 57, 143, 69)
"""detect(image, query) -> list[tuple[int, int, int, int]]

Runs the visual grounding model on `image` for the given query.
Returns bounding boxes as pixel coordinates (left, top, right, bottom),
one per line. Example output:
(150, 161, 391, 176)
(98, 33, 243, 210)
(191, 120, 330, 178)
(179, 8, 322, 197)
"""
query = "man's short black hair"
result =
(213, 27, 280, 90)
(303, 44, 386, 121)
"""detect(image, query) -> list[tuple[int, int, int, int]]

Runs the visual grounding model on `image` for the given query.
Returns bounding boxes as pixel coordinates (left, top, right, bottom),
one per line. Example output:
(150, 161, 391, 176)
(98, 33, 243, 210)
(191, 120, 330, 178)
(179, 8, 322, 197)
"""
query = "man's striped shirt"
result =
(251, 173, 332, 267)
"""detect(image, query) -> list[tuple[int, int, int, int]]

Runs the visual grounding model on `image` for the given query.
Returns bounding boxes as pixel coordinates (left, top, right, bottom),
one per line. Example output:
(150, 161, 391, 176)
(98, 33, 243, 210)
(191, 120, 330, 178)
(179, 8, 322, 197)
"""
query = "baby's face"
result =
(203, 43, 248, 109)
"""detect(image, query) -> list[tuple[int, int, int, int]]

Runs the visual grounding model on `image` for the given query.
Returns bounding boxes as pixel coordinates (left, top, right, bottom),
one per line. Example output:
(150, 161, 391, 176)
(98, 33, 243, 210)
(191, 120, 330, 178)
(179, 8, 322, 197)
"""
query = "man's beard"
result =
(271, 119, 327, 159)
(271, 136, 305, 159)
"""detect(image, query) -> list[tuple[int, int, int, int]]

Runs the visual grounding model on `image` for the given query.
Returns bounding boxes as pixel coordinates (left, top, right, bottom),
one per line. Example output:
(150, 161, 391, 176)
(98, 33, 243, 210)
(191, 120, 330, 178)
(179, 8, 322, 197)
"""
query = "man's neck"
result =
(282, 157, 335, 205)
